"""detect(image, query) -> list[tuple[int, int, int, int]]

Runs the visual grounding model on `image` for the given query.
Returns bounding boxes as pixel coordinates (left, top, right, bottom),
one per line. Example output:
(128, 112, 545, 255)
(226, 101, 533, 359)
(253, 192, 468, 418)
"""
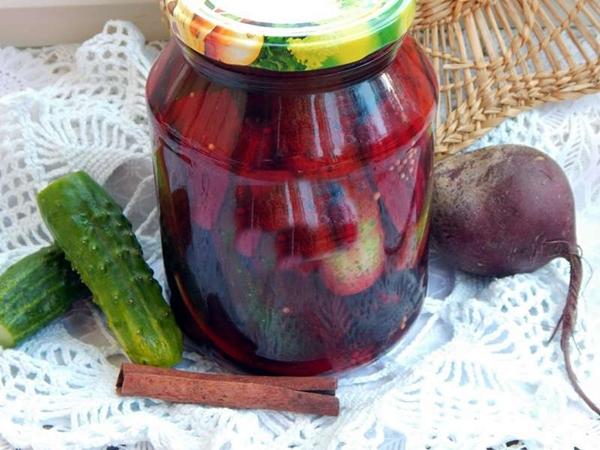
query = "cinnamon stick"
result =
(119, 363, 337, 393)
(117, 363, 339, 416)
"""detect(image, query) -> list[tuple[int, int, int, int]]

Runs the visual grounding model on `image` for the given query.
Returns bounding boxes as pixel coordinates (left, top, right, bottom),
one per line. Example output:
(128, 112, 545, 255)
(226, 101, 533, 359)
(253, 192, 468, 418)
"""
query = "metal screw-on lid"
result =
(163, 0, 416, 71)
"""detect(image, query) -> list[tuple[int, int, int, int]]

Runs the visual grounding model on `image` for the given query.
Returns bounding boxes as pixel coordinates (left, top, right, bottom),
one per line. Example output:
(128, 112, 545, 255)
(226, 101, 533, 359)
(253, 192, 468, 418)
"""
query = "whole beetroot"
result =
(431, 144, 597, 414)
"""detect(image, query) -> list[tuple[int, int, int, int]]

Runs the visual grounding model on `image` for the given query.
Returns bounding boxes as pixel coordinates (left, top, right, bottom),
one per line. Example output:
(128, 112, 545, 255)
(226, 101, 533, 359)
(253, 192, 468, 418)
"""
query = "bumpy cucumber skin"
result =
(37, 171, 183, 367)
(0, 246, 89, 348)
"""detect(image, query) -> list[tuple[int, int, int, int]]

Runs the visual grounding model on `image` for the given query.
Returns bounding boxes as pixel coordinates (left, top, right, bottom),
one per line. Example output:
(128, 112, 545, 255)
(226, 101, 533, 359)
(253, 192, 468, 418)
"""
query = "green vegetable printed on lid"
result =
(163, 0, 416, 71)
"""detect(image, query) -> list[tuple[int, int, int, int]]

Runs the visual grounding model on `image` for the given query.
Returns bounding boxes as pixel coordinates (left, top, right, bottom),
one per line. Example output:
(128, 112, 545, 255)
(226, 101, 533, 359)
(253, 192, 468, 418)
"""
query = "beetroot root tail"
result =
(559, 252, 600, 415)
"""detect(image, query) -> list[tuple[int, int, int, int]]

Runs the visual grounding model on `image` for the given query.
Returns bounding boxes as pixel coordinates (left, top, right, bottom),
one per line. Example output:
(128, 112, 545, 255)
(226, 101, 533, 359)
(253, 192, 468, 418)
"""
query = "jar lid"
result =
(163, 0, 416, 71)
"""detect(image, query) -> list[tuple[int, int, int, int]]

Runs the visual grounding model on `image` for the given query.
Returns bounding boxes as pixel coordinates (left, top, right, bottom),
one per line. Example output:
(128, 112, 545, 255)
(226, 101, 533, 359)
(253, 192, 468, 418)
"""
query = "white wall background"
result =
(0, 0, 169, 46)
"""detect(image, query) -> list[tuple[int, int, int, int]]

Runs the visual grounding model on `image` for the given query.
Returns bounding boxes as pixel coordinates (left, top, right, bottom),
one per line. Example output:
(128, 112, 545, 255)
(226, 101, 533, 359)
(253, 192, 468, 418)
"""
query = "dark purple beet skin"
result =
(432, 145, 576, 276)
(431, 144, 597, 415)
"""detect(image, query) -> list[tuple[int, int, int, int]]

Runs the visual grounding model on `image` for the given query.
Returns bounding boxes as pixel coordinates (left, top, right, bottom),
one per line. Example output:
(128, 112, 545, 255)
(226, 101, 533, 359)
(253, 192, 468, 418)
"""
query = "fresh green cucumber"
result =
(0, 246, 89, 348)
(37, 171, 183, 367)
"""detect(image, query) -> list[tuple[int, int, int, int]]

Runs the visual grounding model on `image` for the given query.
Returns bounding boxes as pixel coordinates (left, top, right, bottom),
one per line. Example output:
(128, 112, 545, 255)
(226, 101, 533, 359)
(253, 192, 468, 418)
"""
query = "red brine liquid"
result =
(147, 36, 438, 375)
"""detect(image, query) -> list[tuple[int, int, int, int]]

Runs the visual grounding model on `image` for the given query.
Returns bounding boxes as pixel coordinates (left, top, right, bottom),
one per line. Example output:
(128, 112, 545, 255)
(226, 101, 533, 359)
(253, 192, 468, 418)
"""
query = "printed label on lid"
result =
(164, 0, 416, 71)
(209, 0, 345, 24)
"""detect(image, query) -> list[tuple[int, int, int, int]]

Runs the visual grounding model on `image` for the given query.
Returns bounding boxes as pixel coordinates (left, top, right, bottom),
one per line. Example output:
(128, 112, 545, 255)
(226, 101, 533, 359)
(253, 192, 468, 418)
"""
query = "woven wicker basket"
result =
(412, 0, 600, 157)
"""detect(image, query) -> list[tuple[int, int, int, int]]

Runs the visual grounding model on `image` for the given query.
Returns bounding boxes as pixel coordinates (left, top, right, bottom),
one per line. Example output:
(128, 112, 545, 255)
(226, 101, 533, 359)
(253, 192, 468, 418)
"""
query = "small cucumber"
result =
(320, 179, 385, 296)
(0, 246, 89, 348)
(37, 171, 183, 367)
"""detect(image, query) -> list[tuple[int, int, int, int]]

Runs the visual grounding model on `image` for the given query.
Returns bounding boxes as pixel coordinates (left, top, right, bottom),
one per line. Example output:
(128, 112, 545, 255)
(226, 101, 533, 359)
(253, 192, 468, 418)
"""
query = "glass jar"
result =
(147, 0, 438, 375)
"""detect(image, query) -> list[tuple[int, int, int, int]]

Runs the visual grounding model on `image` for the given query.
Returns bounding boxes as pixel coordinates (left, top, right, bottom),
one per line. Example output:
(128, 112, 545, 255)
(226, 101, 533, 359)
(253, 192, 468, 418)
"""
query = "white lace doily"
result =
(1, 21, 599, 450)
